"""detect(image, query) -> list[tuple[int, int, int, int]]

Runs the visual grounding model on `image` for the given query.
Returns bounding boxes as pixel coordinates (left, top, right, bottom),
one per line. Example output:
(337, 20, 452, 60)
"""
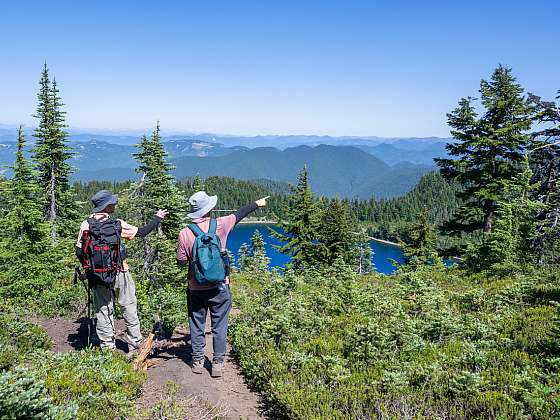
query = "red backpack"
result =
(80, 217, 124, 285)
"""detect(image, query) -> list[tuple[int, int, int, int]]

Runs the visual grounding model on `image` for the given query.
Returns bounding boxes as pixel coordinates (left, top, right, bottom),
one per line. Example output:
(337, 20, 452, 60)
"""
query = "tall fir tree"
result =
(317, 199, 356, 266)
(123, 122, 186, 286)
(0, 128, 55, 300)
(471, 158, 541, 272)
(528, 90, 560, 263)
(32, 64, 77, 240)
(436, 65, 535, 239)
(270, 166, 321, 269)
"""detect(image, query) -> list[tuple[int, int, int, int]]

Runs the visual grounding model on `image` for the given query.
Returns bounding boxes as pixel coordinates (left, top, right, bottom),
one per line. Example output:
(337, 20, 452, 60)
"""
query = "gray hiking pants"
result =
(188, 283, 232, 364)
(92, 271, 143, 349)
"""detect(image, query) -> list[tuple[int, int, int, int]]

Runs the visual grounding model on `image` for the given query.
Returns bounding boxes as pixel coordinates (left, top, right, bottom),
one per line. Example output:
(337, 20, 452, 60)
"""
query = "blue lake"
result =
(226, 223, 405, 275)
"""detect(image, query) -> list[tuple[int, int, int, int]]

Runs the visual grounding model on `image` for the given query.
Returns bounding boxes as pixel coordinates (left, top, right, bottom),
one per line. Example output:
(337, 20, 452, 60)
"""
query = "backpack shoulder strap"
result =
(188, 223, 205, 238)
(87, 217, 99, 234)
(208, 219, 217, 235)
(112, 219, 122, 234)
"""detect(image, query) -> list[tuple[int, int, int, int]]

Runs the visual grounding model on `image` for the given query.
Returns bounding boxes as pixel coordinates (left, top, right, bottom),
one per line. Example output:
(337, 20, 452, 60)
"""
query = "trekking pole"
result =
(74, 266, 92, 347)
(86, 279, 92, 347)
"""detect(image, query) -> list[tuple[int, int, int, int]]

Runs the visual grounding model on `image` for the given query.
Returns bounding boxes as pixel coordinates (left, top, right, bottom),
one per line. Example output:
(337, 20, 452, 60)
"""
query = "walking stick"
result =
(74, 267, 93, 347)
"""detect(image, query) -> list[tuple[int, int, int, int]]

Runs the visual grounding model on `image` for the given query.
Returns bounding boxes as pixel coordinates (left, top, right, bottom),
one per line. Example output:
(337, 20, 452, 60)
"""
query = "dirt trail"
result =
(34, 316, 266, 419)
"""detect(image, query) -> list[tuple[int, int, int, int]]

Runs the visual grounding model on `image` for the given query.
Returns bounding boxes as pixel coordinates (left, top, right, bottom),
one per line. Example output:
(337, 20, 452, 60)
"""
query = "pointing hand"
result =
(255, 196, 270, 207)
(156, 209, 169, 219)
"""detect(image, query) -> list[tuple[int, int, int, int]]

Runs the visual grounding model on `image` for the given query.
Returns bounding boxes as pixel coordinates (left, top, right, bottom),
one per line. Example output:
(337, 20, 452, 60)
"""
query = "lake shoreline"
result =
(368, 237, 402, 248)
(237, 221, 403, 248)
(237, 219, 277, 225)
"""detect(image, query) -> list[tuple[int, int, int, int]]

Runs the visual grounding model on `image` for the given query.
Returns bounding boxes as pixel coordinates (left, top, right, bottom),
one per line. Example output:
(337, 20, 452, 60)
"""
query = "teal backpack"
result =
(188, 219, 229, 285)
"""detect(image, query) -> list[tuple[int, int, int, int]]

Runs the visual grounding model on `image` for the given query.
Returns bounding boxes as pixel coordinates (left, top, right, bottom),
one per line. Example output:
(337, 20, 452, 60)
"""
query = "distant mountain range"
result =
(0, 125, 451, 199)
(74, 145, 435, 199)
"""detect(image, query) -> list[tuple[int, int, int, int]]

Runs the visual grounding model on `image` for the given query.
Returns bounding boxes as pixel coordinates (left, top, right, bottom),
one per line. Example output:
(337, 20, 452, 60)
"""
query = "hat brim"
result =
(187, 195, 217, 219)
(93, 194, 118, 213)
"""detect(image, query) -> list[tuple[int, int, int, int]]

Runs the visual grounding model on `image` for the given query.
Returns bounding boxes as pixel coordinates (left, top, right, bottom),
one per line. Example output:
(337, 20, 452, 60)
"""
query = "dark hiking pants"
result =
(187, 283, 232, 364)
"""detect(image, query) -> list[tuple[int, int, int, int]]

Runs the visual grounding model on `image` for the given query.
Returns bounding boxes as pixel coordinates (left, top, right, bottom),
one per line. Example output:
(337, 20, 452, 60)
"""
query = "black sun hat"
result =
(91, 190, 118, 213)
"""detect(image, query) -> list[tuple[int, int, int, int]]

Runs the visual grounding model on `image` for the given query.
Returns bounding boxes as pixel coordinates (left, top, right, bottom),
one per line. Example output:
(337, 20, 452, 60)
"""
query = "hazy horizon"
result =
(0, 122, 453, 140)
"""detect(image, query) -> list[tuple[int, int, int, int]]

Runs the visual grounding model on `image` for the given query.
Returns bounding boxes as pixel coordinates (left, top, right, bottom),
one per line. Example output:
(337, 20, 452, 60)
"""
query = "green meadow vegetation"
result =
(230, 267, 560, 419)
(0, 63, 558, 419)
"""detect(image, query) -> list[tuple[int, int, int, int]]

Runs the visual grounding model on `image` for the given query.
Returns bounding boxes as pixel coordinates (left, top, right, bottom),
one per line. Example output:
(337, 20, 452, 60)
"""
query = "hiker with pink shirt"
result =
(177, 191, 269, 377)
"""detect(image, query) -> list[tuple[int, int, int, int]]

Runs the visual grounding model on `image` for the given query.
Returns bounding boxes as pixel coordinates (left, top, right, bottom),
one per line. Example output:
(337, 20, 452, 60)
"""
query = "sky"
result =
(0, 0, 558, 137)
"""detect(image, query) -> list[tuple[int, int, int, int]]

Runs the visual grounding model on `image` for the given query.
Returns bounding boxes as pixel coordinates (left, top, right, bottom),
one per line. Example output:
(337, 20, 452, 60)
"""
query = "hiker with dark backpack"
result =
(177, 191, 269, 377)
(75, 190, 168, 352)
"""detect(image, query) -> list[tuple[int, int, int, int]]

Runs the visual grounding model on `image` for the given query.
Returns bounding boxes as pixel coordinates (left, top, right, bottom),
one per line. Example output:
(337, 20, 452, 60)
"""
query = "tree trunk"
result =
(483, 208, 493, 234)
(50, 165, 57, 240)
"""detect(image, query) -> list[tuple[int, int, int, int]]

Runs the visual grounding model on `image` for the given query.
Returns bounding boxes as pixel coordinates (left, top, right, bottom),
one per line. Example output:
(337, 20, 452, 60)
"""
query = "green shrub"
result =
(29, 349, 145, 420)
(136, 280, 188, 335)
(0, 311, 145, 420)
(0, 368, 76, 419)
(0, 240, 81, 316)
(0, 312, 51, 370)
(502, 305, 560, 354)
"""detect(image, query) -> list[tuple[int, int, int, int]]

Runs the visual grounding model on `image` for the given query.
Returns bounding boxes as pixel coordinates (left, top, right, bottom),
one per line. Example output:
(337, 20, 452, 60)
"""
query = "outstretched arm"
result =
(234, 196, 269, 224)
(136, 209, 168, 237)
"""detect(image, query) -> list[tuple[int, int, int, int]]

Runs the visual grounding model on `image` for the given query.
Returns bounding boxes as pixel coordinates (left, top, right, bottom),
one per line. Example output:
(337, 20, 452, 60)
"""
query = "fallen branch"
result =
(133, 332, 154, 370)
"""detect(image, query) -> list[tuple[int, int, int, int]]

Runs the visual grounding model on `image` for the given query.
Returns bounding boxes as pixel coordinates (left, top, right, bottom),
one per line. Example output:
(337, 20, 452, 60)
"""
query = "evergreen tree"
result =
(32, 64, 77, 240)
(1, 128, 47, 244)
(191, 176, 206, 193)
(401, 210, 438, 267)
(318, 199, 356, 266)
(354, 227, 374, 274)
(249, 229, 270, 272)
(270, 166, 321, 268)
(237, 243, 250, 272)
(0, 128, 57, 301)
(122, 122, 186, 286)
(132, 122, 185, 237)
(528, 90, 560, 263)
(436, 65, 535, 238)
(473, 158, 542, 272)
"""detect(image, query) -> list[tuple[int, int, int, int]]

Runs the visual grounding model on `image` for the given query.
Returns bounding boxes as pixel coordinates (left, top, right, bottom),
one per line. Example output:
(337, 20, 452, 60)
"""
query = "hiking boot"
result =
(122, 334, 144, 351)
(125, 338, 145, 360)
(191, 359, 204, 374)
(211, 362, 224, 378)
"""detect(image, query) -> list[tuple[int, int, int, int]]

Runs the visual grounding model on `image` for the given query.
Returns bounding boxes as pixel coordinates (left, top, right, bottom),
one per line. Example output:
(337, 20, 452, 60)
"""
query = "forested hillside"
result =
(351, 171, 462, 244)
(72, 171, 459, 234)
(72, 144, 434, 199)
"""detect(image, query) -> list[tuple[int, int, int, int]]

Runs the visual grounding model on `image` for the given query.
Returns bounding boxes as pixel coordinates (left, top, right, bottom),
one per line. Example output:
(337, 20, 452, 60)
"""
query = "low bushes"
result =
(0, 311, 51, 370)
(31, 349, 145, 419)
(230, 267, 560, 419)
(135, 280, 188, 336)
(0, 240, 83, 317)
(0, 308, 146, 420)
(0, 368, 75, 419)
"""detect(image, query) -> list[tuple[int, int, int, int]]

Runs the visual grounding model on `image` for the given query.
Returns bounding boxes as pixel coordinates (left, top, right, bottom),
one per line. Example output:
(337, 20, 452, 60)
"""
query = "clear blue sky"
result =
(0, 1, 558, 137)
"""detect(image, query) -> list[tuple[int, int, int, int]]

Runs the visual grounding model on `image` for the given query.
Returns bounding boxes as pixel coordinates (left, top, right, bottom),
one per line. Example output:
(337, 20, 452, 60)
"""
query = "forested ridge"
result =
(74, 171, 461, 238)
(1, 64, 559, 419)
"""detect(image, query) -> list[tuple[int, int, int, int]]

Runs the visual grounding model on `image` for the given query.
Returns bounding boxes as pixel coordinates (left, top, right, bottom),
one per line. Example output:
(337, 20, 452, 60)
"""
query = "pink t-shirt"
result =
(177, 215, 236, 290)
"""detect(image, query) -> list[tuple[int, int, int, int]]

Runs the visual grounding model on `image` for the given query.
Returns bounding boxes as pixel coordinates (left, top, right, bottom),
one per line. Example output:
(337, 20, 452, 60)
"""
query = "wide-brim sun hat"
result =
(91, 190, 118, 213)
(187, 191, 218, 219)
